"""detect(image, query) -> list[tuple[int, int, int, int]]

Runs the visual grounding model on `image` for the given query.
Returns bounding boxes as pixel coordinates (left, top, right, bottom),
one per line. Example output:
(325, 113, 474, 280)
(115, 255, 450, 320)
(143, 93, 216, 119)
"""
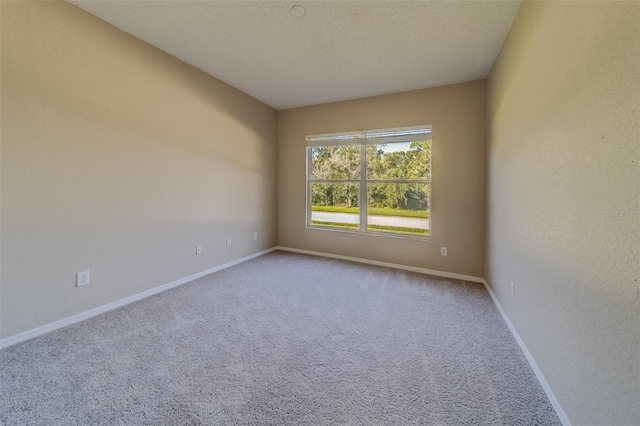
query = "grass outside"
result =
(311, 221, 429, 237)
(312, 205, 429, 219)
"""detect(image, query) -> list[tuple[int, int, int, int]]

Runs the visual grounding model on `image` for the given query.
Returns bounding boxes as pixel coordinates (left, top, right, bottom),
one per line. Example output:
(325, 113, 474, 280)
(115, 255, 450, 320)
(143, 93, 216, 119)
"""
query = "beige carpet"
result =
(0, 251, 560, 425)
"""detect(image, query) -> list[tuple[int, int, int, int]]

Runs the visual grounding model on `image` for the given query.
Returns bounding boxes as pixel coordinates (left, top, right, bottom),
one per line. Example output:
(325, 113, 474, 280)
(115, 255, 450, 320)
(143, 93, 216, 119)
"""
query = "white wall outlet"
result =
(511, 281, 516, 299)
(196, 245, 202, 255)
(76, 271, 90, 287)
(226, 238, 232, 247)
(253, 232, 258, 240)
(440, 247, 447, 256)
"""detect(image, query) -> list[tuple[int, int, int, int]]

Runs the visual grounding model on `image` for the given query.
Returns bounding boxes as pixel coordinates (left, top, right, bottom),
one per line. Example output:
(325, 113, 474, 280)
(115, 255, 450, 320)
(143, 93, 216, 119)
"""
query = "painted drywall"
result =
(0, 0, 3, 345)
(0, 1, 277, 339)
(486, 1, 639, 425)
(278, 81, 486, 277)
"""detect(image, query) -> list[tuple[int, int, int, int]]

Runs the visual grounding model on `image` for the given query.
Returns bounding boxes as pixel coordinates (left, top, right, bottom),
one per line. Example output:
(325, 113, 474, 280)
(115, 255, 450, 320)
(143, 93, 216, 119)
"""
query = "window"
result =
(306, 126, 431, 238)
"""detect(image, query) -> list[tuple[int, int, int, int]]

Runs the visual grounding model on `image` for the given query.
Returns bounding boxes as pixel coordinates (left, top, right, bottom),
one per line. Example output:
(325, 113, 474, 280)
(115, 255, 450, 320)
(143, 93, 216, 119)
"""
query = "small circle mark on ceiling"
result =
(291, 5, 306, 17)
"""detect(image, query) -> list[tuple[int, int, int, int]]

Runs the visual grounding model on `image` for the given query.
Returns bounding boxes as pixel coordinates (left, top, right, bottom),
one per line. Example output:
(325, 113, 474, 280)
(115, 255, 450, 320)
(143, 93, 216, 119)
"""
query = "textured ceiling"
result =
(69, 1, 522, 110)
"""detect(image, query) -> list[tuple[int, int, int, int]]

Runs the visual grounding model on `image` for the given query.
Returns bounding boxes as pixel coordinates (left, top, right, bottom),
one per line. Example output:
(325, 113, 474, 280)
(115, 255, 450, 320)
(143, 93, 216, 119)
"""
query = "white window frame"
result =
(306, 125, 432, 240)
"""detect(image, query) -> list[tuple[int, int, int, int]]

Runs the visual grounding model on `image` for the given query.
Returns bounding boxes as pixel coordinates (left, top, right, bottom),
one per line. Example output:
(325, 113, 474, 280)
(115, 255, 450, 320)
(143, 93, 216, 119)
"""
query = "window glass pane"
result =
(366, 140, 431, 180)
(310, 145, 361, 180)
(310, 183, 360, 230)
(366, 183, 429, 236)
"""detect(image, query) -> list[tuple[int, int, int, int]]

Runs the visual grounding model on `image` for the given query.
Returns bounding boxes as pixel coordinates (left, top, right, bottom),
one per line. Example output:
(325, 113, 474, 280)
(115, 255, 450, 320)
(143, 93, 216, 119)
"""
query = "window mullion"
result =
(360, 144, 367, 231)
(366, 179, 430, 184)
(310, 179, 361, 183)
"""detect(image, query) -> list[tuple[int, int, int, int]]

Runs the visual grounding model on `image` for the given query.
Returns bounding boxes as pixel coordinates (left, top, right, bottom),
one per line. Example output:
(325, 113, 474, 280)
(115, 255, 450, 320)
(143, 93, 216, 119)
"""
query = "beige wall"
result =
(4, 1, 638, 422)
(0, 1, 277, 339)
(486, 1, 639, 425)
(278, 81, 486, 277)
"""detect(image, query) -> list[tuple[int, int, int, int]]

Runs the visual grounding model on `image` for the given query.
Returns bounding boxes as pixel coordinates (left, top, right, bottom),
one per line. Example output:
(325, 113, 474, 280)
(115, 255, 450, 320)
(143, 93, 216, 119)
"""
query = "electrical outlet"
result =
(440, 247, 447, 256)
(76, 271, 90, 287)
(226, 238, 232, 247)
(511, 281, 516, 299)
(196, 245, 202, 255)
(253, 232, 258, 240)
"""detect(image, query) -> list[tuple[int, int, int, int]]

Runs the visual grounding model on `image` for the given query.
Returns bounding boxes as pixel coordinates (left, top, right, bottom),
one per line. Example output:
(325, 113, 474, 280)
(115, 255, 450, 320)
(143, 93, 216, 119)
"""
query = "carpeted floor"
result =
(0, 251, 561, 425)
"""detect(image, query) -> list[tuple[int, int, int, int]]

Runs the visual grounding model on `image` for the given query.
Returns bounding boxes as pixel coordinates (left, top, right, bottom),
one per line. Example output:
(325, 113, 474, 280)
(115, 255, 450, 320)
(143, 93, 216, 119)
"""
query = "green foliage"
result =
(310, 182, 360, 209)
(311, 221, 359, 229)
(311, 140, 431, 212)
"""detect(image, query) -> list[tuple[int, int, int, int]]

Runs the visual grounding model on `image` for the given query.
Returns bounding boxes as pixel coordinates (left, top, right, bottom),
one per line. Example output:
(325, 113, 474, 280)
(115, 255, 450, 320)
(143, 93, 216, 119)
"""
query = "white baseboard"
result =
(481, 279, 571, 426)
(274, 246, 485, 283)
(0, 244, 570, 425)
(0, 247, 277, 350)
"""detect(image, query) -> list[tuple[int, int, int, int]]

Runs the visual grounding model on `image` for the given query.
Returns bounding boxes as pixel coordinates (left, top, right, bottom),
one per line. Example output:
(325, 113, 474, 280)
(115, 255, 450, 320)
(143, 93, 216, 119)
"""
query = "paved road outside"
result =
(312, 211, 429, 229)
